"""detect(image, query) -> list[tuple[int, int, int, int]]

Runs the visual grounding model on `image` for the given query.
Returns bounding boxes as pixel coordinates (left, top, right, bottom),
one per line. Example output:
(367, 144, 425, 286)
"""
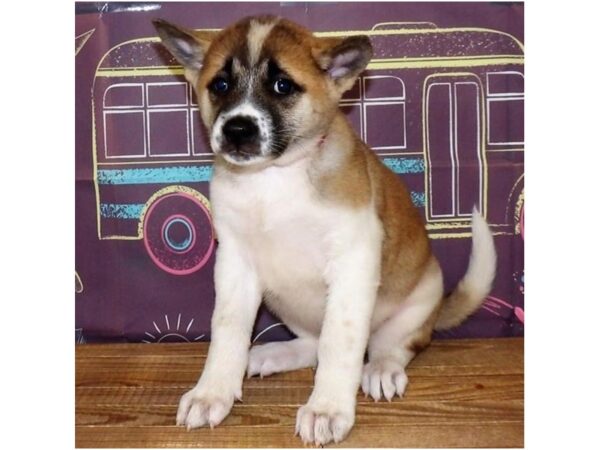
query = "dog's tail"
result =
(434, 208, 497, 331)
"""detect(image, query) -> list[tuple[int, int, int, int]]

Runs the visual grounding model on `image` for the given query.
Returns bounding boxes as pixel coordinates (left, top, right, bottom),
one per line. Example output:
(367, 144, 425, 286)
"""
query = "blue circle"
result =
(163, 218, 194, 252)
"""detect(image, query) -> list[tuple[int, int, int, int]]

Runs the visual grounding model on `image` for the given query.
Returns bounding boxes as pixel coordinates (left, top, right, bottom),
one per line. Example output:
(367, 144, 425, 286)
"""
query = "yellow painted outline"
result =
(425, 222, 512, 231)
(91, 25, 524, 241)
(368, 56, 523, 70)
(426, 221, 469, 230)
(95, 55, 524, 77)
(92, 96, 102, 239)
(97, 67, 185, 77)
(429, 230, 513, 240)
(514, 190, 524, 235)
(371, 21, 438, 30)
(422, 72, 489, 223)
(504, 173, 524, 227)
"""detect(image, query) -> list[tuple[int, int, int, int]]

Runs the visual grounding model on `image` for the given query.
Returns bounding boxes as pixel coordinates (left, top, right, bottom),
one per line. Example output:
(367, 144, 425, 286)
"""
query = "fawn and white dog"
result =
(154, 15, 496, 445)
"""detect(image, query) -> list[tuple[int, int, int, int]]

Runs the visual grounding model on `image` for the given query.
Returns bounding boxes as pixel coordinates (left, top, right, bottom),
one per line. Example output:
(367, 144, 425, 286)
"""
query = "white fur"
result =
(296, 204, 382, 444)
(176, 223, 262, 429)
(247, 19, 278, 65)
(247, 338, 318, 378)
(463, 207, 497, 299)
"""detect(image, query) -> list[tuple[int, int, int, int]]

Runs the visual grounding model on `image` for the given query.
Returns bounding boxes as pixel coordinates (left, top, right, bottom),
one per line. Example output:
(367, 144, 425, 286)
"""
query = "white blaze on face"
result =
(247, 18, 278, 66)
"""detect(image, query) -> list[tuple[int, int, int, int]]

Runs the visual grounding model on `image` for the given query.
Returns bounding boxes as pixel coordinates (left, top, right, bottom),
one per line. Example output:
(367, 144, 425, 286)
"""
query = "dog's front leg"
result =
(176, 234, 261, 430)
(296, 214, 382, 445)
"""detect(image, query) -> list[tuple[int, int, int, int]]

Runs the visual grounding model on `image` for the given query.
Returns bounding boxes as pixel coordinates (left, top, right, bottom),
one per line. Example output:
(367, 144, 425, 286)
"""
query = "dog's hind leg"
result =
(362, 258, 443, 401)
(247, 337, 318, 378)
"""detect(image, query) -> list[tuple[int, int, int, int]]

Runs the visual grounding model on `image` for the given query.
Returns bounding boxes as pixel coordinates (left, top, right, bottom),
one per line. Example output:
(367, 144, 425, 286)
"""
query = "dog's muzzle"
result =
(221, 115, 261, 159)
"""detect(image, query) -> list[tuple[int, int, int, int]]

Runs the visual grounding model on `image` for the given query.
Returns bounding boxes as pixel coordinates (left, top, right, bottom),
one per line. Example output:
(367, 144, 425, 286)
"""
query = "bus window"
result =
(146, 83, 191, 157)
(147, 82, 188, 107)
(364, 76, 405, 100)
(147, 109, 190, 157)
(363, 76, 406, 150)
(103, 83, 144, 108)
(486, 72, 524, 145)
(191, 109, 211, 155)
(103, 83, 146, 158)
(104, 110, 146, 158)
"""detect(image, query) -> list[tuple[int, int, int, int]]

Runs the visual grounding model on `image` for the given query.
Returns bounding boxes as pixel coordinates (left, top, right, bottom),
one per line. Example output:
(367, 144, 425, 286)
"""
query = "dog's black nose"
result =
(222, 116, 259, 147)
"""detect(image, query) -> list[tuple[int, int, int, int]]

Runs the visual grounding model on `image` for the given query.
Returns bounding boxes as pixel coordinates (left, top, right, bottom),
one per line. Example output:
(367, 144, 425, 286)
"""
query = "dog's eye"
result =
(273, 78, 293, 95)
(210, 77, 230, 94)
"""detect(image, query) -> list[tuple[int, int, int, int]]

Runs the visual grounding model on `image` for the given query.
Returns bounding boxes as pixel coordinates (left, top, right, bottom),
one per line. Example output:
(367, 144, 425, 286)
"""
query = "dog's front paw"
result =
(176, 386, 238, 430)
(361, 357, 408, 401)
(295, 399, 355, 445)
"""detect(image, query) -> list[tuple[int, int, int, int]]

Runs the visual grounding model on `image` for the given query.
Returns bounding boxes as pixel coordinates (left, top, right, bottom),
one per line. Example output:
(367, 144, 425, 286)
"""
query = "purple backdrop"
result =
(75, 2, 524, 344)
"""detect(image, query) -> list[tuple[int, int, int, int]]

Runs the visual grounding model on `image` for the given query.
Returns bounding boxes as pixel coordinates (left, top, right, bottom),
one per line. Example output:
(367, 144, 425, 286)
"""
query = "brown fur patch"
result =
(364, 145, 432, 300)
(260, 19, 339, 123)
(196, 19, 254, 91)
(308, 109, 432, 299)
(308, 116, 371, 207)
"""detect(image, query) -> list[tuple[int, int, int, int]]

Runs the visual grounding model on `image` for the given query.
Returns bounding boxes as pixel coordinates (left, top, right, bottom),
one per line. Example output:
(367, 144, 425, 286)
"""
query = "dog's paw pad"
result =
(361, 358, 408, 401)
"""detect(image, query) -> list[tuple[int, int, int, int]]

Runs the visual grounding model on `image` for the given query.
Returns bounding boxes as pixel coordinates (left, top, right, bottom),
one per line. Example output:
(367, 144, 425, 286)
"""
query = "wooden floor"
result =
(76, 338, 523, 448)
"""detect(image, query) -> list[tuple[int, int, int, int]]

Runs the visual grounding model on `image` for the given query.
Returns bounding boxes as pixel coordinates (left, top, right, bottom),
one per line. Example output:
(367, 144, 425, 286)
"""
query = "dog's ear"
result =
(152, 19, 216, 84)
(313, 35, 373, 94)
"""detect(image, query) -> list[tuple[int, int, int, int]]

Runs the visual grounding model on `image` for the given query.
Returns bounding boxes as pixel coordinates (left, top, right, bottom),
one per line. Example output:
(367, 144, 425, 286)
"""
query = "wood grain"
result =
(76, 338, 523, 448)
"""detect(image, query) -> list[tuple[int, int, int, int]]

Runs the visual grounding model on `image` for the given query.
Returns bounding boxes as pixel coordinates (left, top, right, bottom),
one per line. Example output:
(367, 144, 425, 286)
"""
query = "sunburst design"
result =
(142, 313, 205, 343)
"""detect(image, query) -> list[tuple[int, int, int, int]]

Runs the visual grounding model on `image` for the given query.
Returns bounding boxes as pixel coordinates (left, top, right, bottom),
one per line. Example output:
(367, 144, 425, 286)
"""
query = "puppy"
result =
(154, 15, 496, 445)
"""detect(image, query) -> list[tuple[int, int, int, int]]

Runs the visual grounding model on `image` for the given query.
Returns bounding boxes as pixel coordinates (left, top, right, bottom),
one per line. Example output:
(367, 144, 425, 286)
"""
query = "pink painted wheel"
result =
(143, 192, 215, 275)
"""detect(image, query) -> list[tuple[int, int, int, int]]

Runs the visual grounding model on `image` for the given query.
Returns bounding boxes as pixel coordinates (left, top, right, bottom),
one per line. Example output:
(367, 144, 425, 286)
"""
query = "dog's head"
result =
(154, 15, 372, 166)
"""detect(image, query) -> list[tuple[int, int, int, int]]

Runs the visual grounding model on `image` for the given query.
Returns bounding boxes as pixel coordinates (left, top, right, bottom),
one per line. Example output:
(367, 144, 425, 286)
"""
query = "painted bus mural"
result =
(92, 23, 524, 272)
(76, 2, 524, 343)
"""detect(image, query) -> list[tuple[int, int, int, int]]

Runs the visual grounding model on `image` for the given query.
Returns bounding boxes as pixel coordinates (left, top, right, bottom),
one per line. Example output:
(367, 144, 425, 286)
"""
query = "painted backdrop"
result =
(75, 2, 524, 344)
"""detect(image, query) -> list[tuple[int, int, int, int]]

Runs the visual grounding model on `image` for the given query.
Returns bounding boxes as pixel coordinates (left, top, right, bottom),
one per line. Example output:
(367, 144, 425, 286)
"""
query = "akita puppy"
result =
(154, 15, 496, 445)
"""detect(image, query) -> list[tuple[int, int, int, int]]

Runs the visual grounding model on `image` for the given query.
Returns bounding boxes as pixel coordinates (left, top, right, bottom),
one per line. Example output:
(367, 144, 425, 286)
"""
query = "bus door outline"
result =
(423, 73, 487, 222)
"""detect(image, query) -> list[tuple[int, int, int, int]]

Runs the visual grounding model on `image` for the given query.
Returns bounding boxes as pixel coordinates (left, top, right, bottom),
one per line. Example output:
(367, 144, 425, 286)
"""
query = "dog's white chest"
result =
(212, 162, 335, 333)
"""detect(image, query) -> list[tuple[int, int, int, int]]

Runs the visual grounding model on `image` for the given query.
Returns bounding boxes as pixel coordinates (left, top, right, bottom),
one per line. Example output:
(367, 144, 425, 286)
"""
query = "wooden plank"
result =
(75, 338, 523, 448)
(76, 339, 523, 387)
(76, 399, 523, 427)
(75, 338, 523, 362)
(76, 422, 524, 448)
(76, 374, 524, 406)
